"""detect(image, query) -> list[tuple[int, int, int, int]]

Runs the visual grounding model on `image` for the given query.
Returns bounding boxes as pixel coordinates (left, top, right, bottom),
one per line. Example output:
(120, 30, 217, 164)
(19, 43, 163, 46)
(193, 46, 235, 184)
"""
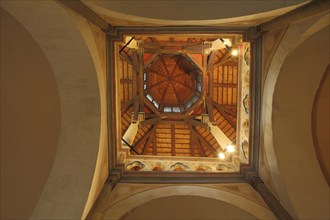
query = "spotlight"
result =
(226, 144, 236, 153)
(218, 152, 225, 159)
(231, 48, 238, 56)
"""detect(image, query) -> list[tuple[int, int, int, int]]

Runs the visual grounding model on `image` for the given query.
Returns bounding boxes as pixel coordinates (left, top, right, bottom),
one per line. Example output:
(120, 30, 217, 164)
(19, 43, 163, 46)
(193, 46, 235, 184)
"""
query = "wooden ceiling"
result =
(119, 36, 238, 158)
(145, 54, 200, 111)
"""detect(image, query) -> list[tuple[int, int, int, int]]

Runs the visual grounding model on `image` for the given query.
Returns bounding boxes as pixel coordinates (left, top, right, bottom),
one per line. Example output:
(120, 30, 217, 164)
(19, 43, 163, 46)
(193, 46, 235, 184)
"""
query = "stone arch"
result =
(103, 185, 276, 219)
(1, 1, 103, 219)
(262, 13, 329, 219)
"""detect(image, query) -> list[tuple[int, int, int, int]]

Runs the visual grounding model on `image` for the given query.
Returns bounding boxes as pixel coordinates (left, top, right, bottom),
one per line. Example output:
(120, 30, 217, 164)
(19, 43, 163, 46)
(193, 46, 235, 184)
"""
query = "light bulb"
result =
(218, 152, 225, 159)
(226, 144, 236, 153)
(231, 49, 238, 56)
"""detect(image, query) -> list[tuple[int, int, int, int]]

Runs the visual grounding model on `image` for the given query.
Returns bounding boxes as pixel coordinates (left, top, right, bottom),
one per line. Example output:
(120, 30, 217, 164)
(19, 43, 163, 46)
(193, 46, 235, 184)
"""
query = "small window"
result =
(143, 73, 147, 81)
(192, 95, 198, 103)
(153, 100, 159, 108)
(197, 82, 201, 92)
(186, 100, 192, 109)
(172, 107, 180, 112)
(144, 83, 147, 90)
(164, 107, 172, 112)
(146, 94, 153, 102)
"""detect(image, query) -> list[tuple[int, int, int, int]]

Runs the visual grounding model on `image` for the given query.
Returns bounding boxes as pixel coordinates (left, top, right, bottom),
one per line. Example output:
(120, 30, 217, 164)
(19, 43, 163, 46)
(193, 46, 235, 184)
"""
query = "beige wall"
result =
(0, 8, 60, 219)
(312, 66, 330, 184)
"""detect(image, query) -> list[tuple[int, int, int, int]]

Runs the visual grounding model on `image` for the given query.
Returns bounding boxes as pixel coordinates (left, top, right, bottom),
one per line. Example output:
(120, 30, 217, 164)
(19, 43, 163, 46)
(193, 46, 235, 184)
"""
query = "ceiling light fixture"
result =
(231, 48, 238, 56)
(218, 152, 225, 160)
(226, 144, 236, 153)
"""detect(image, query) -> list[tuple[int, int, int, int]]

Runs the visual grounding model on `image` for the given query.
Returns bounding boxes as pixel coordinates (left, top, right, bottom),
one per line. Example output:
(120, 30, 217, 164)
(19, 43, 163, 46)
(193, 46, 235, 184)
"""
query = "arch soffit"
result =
(1, 1, 102, 219)
(262, 13, 330, 218)
(82, 0, 308, 26)
(103, 185, 276, 220)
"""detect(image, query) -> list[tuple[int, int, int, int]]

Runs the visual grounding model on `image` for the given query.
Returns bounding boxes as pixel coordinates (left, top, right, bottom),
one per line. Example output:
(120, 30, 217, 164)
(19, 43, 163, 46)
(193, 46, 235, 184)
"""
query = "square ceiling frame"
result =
(106, 26, 262, 184)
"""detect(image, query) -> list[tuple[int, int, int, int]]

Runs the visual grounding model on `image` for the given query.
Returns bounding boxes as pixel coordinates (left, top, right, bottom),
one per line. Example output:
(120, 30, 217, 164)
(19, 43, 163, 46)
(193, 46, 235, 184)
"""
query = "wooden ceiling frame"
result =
(108, 27, 260, 184)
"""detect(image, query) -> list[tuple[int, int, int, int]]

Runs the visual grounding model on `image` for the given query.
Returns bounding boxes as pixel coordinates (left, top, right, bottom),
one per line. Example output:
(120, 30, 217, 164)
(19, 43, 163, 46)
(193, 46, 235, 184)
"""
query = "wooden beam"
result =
(147, 79, 168, 91)
(139, 117, 160, 128)
(152, 127, 157, 155)
(172, 79, 194, 91)
(119, 52, 133, 64)
(213, 83, 237, 88)
(144, 51, 160, 68)
(141, 41, 209, 48)
(143, 97, 159, 114)
(138, 53, 145, 110)
(208, 51, 216, 98)
(186, 53, 204, 73)
(133, 126, 155, 152)
(121, 99, 133, 113)
(213, 101, 237, 129)
(58, 0, 112, 32)
(171, 125, 176, 156)
(214, 51, 236, 68)
(160, 81, 171, 107)
(186, 118, 209, 130)
(188, 125, 205, 157)
(148, 69, 168, 78)
(185, 43, 212, 50)
(190, 133, 195, 156)
(206, 96, 216, 125)
(131, 50, 139, 98)
(132, 95, 139, 122)
(190, 125, 217, 157)
(160, 56, 170, 76)
(141, 128, 156, 154)
(120, 79, 133, 83)
(171, 81, 185, 109)
(173, 73, 187, 79)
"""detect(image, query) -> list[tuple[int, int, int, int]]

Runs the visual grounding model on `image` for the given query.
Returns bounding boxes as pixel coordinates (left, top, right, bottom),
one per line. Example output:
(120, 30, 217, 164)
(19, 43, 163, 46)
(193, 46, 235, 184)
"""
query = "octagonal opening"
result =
(144, 54, 202, 113)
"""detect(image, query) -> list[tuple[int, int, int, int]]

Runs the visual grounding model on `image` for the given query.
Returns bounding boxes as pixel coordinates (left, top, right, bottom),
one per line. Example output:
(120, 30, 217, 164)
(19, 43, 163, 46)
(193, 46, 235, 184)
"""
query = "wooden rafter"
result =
(139, 117, 160, 128)
(160, 81, 171, 106)
(188, 125, 205, 157)
(144, 51, 160, 67)
(148, 69, 168, 78)
(172, 79, 194, 91)
(170, 81, 184, 109)
(185, 118, 209, 129)
(133, 126, 155, 152)
(189, 125, 217, 157)
(160, 56, 170, 76)
(141, 127, 156, 154)
(207, 51, 216, 98)
(119, 52, 133, 64)
(152, 127, 157, 155)
(143, 97, 159, 114)
(121, 99, 133, 113)
(213, 83, 237, 87)
(185, 53, 204, 73)
(147, 79, 168, 91)
(173, 73, 187, 79)
(120, 79, 133, 83)
(138, 53, 145, 110)
(213, 101, 237, 129)
(214, 51, 237, 68)
(190, 133, 195, 156)
(171, 125, 176, 156)
(170, 63, 178, 78)
(206, 98, 216, 125)
(132, 95, 140, 122)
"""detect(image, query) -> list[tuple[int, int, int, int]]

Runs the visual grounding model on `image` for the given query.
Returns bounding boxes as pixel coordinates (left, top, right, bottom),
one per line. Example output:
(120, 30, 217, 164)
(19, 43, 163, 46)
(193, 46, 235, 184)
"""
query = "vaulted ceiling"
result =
(119, 36, 240, 159)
